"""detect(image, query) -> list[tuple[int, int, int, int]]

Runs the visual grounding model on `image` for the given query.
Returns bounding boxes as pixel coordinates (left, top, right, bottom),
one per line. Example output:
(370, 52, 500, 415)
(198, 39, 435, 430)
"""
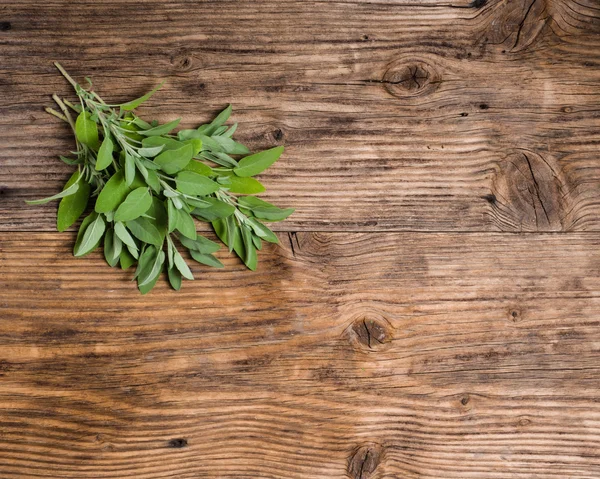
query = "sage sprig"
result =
(29, 62, 294, 294)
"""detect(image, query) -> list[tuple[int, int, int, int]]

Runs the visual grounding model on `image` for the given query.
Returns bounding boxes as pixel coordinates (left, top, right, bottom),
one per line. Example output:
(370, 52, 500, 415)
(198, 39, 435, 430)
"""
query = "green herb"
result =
(31, 63, 294, 293)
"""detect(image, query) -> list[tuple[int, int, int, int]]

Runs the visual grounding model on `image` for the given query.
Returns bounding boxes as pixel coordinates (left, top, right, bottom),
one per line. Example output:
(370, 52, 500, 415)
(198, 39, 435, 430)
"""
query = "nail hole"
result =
(479, 103, 489, 110)
(0, 22, 11, 31)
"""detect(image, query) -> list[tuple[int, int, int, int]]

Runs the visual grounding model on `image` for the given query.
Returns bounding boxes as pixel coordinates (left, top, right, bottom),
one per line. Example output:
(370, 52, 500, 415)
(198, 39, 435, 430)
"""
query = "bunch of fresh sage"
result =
(27, 63, 293, 293)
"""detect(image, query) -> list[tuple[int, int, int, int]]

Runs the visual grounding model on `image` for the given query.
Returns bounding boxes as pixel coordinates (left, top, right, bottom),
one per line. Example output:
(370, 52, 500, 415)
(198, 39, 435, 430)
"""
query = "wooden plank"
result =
(1, 231, 599, 478)
(1, 0, 599, 232)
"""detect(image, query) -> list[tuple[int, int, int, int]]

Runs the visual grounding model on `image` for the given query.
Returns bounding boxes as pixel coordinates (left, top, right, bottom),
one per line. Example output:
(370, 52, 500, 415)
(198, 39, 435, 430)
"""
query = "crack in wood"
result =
(523, 153, 551, 225)
(513, 0, 541, 50)
(287, 232, 298, 258)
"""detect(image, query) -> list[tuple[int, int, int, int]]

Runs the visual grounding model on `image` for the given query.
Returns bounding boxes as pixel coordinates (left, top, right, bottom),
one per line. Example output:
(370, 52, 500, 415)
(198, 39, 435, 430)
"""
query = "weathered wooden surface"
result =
(1, 0, 599, 232)
(2, 232, 600, 478)
(1, 0, 600, 477)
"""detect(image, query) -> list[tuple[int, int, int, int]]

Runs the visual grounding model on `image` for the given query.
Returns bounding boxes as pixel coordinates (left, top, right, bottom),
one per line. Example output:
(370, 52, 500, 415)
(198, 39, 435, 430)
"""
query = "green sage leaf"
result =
(175, 171, 220, 196)
(240, 225, 257, 271)
(233, 146, 284, 177)
(145, 197, 168, 238)
(137, 145, 165, 158)
(213, 126, 228, 135)
(104, 228, 121, 267)
(185, 197, 211, 209)
(229, 141, 250, 155)
(154, 143, 193, 174)
(189, 250, 224, 268)
(59, 155, 81, 165)
(119, 120, 144, 142)
(140, 118, 181, 137)
(198, 135, 223, 152)
(167, 200, 178, 234)
(138, 269, 162, 294)
(221, 175, 265, 194)
(57, 171, 90, 232)
(134, 245, 154, 279)
(104, 230, 115, 266)
(142, 136, 184, 151)
(140, 158, 161, 170)
(213, 216, 243, 256)
(167, 266, 182, 290)
(112, 229, 123, 263)
(73, 212, 96, 256)
(138, 249, 165, 288)
(252, 233, 262, 250)
(120, 81, 165, 111)
(95, 137, 114, 171)
(192, 197, 235, 221)
(119, 248, 136, 270)
(127, 243, 140, 260)
(220, 122, 238, 138)
(114, 187, 152, 222)
(238, 196, 295, 221)
(144, 168, 161, 193)
(210, 104, 232, 128)
(178, 234, 220, 254)
(171, 196, 184, 210)
(25, 176, 80, 205)
(131, 115, 153, 129)
(74, 212, 105, 257)
(75, 111, 99, 148)
(245, 217, 279, 243)
(212, 135, 238, 153)
(125, 152, 136, 186)
(114, 221, 138, 250)
(175, 208, 197, 240)
(177, 129, 201, 140)
(95, 171, 130, 213)
(173, 250, 194, 280)
(184, 159, 213, 176)
(126, 216, 163, 246)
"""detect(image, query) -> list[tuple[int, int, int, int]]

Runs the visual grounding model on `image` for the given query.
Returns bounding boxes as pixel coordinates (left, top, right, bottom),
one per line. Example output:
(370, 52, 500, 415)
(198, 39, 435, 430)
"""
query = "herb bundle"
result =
(28, 63, 293, 294)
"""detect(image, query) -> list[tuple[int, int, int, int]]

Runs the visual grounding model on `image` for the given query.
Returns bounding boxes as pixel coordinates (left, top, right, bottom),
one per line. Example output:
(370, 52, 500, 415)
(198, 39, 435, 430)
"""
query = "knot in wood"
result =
(268, 127, 285, 144)
(167, 438, 188, 448)
(476, 0, 570, 53)
(347, 443, 384, 479)
(490, 150, 572, 232)
(382, 58, 439, 98)
(509, 308, 522, 322)
(170, 51, 193, 71)
(351, 316, 391, 351)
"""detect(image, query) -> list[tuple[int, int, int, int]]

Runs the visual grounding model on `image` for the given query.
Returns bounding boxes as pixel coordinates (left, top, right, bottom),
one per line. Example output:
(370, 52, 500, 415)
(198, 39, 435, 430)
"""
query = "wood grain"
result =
(1, 232, 600, 478)
(1, 0, 600, 477)
(1, 0, 599, 231)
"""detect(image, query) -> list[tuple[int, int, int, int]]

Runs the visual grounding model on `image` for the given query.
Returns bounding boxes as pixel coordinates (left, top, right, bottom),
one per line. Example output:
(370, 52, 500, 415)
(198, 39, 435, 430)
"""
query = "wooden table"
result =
(1, 1, 600, 477)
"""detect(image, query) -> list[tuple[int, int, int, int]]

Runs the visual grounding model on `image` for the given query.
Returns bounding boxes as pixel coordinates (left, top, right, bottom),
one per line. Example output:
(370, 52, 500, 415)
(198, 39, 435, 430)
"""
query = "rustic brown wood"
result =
(1, 0, 600, 477)
(1, 0, 599, 232)
(1, 232, 600, 478)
